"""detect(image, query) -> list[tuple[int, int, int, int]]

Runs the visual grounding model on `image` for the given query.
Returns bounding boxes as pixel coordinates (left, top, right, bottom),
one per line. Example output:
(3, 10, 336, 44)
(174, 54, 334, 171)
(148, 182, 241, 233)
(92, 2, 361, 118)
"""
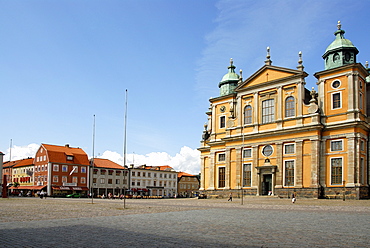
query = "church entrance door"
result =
(262, 174, 272, 195)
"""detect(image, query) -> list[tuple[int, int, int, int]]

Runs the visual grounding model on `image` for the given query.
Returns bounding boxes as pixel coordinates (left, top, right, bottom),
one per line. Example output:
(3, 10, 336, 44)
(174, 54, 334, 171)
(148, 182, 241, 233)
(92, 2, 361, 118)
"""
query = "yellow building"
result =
(198, 22, 370, 199)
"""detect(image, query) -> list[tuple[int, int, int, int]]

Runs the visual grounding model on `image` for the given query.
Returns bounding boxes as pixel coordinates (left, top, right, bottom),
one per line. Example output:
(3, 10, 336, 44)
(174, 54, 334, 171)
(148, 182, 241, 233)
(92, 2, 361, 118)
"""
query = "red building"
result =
(34, 144, 90, 196)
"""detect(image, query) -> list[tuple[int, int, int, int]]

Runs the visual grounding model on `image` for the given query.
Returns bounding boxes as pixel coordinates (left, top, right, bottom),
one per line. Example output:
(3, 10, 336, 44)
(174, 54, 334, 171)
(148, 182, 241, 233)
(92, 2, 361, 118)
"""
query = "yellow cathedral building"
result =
(198, 22, 370, 199)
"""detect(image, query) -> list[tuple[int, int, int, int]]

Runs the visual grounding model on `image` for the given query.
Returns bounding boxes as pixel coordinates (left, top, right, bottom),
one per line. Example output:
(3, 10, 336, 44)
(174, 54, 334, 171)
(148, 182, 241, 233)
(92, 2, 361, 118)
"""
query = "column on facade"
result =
(319, 138, 327, 187)
(253, 92, 259, 132)
(275, 142, 283, 188)
(208, 152, 215, 190)
(355, 136, 361, 186)
(271, 166, 276, 196)
(225, 148, 231, 189)
(295, 140, 303, 188)
(252, 145, 259, 195)
(297, 81, 303, 117)
(347, 137, 356, 187)
(277, 86, 282, 122)
(199, 156, 205, 190)
(347, 73, 355, 112)
(353, 73, 359, 111)
(236, 147, 242, 189)
(310, 139, 320, 188)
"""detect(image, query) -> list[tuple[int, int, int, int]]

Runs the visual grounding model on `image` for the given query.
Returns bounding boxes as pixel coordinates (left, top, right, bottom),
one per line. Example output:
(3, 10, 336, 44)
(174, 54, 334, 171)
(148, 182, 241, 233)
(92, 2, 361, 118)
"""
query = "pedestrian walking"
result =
(228, 193, 233, 201)
(291, 193, 296, 203)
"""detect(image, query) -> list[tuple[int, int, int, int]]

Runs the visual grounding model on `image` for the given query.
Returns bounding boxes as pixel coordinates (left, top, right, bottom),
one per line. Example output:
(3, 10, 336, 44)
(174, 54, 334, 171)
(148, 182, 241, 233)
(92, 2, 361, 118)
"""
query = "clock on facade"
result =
(332, 80, 340, 89)
(262, 145, 273, 157)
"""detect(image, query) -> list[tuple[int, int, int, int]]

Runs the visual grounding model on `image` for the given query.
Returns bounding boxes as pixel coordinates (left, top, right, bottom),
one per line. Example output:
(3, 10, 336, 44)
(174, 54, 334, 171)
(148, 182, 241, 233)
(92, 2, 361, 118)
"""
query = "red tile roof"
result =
(41, 144, 89, 165)
(177, 172, 195, 178)
(93, 158, 125, 170)
(13, 158, 34, 168)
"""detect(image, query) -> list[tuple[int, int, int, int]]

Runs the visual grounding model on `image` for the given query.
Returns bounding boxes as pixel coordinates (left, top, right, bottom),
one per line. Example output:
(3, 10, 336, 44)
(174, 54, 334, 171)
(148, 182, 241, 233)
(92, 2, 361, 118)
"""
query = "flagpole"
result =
(91, 114, 96, 204)
(123, 89, 128, 209)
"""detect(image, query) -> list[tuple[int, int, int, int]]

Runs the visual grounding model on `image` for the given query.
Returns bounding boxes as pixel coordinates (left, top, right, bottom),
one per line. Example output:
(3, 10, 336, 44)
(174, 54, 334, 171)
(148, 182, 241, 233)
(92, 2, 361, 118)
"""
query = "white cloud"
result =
(2, 143, 39, 161)
(3, 143, 201, 175)
(99, 146, 200, 175)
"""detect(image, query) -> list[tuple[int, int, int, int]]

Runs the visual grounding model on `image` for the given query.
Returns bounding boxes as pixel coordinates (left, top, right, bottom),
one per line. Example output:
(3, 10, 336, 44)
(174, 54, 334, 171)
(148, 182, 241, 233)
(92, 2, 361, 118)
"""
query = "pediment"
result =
(235, 65, 307, 91)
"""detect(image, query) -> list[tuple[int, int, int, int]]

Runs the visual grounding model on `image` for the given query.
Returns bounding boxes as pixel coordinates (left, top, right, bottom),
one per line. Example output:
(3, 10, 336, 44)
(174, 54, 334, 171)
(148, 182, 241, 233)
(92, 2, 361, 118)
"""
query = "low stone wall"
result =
(201, 186, 369, 200)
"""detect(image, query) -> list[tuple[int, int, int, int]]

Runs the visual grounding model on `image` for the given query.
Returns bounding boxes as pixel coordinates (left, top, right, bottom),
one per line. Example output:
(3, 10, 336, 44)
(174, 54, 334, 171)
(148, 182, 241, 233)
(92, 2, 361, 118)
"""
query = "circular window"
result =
(262, 145, 273, 157)
(332, 80, 340, 89)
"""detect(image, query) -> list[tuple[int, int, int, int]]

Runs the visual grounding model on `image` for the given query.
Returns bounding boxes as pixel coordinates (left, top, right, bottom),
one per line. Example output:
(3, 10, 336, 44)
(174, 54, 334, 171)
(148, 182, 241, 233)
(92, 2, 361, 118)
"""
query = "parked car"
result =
(198, 193, 207, 199)
(66, 193, 81, 198)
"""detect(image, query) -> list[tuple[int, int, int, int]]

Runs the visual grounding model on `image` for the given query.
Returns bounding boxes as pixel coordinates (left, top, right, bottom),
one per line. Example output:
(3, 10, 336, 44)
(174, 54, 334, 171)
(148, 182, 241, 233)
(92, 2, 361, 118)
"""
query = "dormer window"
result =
(66, 155, 74, 161)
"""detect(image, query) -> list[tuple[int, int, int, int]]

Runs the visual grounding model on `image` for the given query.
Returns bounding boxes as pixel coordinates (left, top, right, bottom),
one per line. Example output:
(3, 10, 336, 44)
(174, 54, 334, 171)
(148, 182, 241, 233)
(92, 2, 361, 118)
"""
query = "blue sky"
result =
(1, 1, 370, 174)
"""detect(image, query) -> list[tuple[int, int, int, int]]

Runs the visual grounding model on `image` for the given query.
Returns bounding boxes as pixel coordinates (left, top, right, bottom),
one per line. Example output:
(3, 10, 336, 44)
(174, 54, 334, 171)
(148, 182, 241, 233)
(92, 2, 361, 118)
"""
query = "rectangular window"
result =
(108, 170, 113, 175)
(284, 144, 295, 154)
(93, 178, 97, 183)
(100, 178, 105, 184)
(137, 172, 141, 177)
(132, 171, 135, 176)
(81, 177, 86, 184)
(218, 167, 225, 188)
(53, 164, 59, 172)
(132, 181, 135, 186)
(53, 176, 58, 183)
(331, 158, 342, 185)
(116, 179, 120, 184)
(72, 177, 78, 184)
(62, 165, 68, 172)
(66, 155, 74, 161)
(360, 140, 365, 151)
(284, 160, 294, 186)
(137, 181, 141, 186)
(360, 158, 365, 184)
(332, 92, 341, 109)
(262, 99, 275, 123)
(331, 140, 343, 151)
(220, 116, 226, 128)
(62, 176, 67, 183)
(243, 163, 251, 187)
(243, 149, 252, 158)
(108, 179, 112, 184)
(143, 172, 146, 177)
(218, 153, 226, 162)
(244, 105, 252, 124)
(81, 167, 86, 173)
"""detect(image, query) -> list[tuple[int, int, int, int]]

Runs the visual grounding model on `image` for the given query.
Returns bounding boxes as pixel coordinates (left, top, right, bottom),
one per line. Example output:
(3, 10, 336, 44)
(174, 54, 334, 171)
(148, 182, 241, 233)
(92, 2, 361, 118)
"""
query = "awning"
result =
(9, 185, 46, 190)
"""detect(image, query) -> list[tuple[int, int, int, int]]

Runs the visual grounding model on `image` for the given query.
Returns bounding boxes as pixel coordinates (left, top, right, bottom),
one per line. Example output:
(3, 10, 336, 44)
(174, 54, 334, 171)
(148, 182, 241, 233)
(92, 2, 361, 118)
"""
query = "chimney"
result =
(65, 144, 70, 148)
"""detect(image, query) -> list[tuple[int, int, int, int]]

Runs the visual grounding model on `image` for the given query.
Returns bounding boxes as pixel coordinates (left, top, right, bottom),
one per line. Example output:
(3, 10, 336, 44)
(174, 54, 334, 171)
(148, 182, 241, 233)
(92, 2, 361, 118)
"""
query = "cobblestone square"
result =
(0, 197, 369, 247)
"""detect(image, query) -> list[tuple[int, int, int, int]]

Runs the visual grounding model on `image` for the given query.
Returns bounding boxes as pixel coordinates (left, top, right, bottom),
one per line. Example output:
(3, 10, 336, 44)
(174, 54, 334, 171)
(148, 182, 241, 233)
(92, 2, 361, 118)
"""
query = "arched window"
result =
(244, 105, 252, 124)
(285, 96, 295, 117)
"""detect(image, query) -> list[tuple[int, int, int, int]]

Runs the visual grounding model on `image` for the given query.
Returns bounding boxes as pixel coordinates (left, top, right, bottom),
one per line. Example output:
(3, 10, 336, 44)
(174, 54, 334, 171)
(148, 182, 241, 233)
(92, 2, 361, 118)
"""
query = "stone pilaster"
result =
(319, 138, 326, 187)
(347, 73, 355, 112)
(199, 156, 205, 190)
(295, 140, 303, 188)
(310, 139, 320, 187)
(347, 137, 356, 187)
(275, 142, 283, 188)
(236, 147, 242, 188)
(277, 86, 282, 121)
(252, 145, 259, 195)
(208, 152, 215, 190)
(225, 148, 231, 189)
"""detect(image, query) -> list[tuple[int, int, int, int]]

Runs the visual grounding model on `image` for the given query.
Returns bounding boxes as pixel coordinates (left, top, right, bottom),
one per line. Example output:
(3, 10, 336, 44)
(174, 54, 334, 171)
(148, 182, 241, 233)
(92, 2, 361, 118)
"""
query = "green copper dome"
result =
(218, 59, 240, 96)
(324, 29, 356, 56)
(322, 21, 358, 70)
